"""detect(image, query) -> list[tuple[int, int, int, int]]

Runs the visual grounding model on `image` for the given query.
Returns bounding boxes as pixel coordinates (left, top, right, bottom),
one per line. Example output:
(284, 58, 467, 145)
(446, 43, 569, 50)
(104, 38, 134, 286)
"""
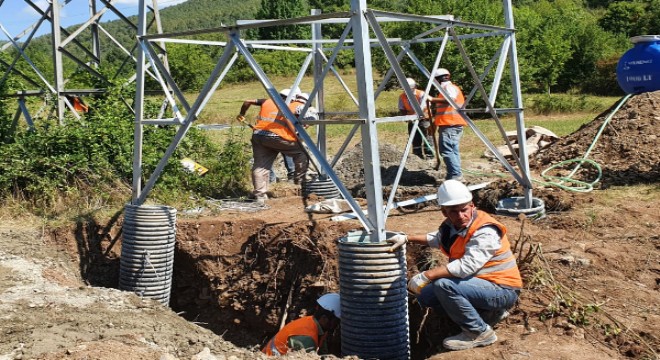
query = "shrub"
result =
(525, 93, 605, 115)
(0, 83, 251, 215)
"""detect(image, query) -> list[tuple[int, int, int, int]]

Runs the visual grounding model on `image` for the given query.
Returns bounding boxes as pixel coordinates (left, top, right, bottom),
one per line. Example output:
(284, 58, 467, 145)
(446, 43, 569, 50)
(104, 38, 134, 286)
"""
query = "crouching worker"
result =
(262, 293, 341, 356)
(387, 180, 521, 351)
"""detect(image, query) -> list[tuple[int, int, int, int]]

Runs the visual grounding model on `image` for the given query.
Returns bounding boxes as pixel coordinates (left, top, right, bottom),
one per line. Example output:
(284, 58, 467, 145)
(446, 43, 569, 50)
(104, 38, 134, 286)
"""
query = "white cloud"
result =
(22, 0, 70, 18)
(22, 0, 49, 15)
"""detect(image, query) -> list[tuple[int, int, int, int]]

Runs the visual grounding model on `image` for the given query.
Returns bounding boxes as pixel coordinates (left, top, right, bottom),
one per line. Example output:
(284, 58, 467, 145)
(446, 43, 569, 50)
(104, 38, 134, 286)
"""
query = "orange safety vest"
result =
(70, 96, 89, 113)
(439, 210, 522, 289)
(254, 99, 303, 142)
(429, 83, 465, 127)
(399, 89, 426, 115)
(262, 316, 325, 356)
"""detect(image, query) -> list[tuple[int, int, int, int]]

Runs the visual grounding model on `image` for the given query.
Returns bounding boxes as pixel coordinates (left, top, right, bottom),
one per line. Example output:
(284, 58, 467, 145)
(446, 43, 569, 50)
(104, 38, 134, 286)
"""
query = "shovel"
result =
(426, 101, 442, 171)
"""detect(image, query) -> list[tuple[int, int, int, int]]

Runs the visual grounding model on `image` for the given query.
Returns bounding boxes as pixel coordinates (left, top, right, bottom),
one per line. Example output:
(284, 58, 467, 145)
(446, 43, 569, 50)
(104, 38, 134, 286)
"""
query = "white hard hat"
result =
(297, 92, 310, 101)
(279, 88, 291, 97)
(437, 180, 472, 207)
(434, 68, 450, 77)
(406, 78, 417, 88)
(291, 86, 301, 96)
(317, 293, 341, 319)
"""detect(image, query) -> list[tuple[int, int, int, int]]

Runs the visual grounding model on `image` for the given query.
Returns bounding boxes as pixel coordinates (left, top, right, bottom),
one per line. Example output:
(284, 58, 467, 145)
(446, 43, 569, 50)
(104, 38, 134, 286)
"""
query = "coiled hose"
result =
(464, 94, 632, 193)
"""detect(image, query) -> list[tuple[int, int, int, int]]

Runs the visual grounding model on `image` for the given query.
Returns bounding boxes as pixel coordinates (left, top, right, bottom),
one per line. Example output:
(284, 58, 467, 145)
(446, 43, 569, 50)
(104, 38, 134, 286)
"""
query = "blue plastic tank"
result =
(616, 35, 660, 94)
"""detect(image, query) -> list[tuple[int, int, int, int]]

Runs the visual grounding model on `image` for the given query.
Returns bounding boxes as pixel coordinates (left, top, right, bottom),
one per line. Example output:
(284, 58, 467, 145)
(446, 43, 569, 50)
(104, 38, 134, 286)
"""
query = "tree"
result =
(167, 42, 219, 91)
(599, 1, 646, 37)
(255, 0, 310, 40)
(641, 0, 660, 35)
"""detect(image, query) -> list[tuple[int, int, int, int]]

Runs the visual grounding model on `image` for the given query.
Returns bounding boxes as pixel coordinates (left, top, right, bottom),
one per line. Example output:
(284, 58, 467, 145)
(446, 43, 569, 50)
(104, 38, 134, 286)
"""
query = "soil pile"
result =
(532, 91, 660, 187)
(334, 142, 443, 203)
(335, 142, 441, 190)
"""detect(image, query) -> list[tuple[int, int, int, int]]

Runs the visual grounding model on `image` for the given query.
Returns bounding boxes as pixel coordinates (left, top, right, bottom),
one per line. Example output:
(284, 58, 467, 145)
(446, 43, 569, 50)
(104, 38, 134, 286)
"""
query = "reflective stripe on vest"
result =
(399, 89, 425, 115)
(440, 210, 522, 289)
(431, 83, 466, 127)
(254, 99, 302, 142)
(261, 316, 321, 356)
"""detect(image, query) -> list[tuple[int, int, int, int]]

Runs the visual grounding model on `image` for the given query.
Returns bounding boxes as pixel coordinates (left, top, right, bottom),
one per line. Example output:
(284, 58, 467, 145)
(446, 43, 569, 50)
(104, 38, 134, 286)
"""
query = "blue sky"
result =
(0, 0, 188, 40)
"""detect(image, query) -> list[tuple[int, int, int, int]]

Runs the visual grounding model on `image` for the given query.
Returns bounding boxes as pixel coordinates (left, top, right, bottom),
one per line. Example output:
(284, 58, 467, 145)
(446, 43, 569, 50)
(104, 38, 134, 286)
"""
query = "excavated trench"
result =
(58, 214, 465, 359)
(168, 218, 449, 359)
(56, 178, 581, 359)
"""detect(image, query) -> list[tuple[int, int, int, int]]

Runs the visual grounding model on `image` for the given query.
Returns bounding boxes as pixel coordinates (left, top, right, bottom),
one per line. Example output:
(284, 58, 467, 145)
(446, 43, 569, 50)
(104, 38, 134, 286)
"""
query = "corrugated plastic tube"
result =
(302, 176, 341, 199)
(119, 204, 177, 305)
(338, 231, 410, 360)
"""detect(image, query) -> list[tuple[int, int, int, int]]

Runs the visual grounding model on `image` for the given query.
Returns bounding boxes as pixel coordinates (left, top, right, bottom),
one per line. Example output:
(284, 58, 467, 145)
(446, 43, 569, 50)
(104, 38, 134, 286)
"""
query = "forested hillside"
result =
(1, 0, 659, 94)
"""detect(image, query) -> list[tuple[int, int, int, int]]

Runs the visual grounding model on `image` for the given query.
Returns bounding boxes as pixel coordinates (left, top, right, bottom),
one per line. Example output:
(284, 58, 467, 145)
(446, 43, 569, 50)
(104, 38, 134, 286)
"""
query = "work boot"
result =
(255, 194, 268, 206)
(449, 175, 464, 182)
(442, 325, 497, 351)
(250, 193, 268, 206)
(482, 309, 510, 327)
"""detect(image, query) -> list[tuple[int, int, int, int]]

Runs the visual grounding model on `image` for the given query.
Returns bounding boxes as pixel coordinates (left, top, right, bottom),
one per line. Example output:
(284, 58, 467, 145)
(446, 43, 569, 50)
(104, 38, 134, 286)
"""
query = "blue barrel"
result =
(616, 35, 660, 94)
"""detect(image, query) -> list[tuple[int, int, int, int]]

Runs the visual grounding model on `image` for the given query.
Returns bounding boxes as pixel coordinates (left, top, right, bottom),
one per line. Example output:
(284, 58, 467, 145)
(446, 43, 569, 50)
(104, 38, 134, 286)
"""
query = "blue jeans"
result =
(417, 277, 518, 334)
(439, 126, 463, 180)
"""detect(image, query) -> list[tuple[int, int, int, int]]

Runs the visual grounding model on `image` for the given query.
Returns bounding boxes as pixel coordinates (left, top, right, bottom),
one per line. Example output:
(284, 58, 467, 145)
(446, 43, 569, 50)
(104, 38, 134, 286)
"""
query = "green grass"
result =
(155, 75, 622, 171)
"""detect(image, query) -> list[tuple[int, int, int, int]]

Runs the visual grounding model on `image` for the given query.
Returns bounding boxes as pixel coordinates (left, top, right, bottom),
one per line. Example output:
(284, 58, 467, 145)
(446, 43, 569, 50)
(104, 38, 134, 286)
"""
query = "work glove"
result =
(386, 233, 408, 252)
(236, 114, 246, 122)
(408, 272, 430, 296)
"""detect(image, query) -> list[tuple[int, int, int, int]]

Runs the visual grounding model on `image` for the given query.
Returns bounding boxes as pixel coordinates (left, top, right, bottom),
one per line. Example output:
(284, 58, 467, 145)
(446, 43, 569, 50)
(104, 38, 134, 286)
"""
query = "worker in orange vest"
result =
(427, 68, 466, 181)
(237, 88, 309, 204)
(67, 96, 89, 113)
(387, 180, 522, 351)
(262, 293, 341, 356)
(399, 77, 433, 159)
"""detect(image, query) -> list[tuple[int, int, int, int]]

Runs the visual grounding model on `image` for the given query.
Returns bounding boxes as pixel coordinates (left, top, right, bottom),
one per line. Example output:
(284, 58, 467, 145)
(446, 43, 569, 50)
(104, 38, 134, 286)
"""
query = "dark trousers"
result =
(408, 120, 433, 155)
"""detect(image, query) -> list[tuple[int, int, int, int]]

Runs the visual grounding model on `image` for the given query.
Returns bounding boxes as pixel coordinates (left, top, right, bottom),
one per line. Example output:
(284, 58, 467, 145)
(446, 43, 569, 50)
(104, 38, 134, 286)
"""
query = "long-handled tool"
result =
(236, 114, 254, 129)
(426, 101, 442, 171)
(430, 123, 441, 171)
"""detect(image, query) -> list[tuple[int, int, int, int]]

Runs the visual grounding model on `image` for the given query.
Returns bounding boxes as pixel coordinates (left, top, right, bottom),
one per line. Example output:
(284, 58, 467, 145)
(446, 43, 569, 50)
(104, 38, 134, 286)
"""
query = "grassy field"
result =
(184, 74, 621, 167)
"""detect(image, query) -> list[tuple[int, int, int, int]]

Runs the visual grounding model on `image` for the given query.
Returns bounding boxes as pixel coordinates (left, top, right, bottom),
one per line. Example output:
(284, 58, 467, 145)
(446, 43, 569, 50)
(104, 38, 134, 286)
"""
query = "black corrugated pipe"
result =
(338, 231, 410, 359)
(119, 204, 176, 305)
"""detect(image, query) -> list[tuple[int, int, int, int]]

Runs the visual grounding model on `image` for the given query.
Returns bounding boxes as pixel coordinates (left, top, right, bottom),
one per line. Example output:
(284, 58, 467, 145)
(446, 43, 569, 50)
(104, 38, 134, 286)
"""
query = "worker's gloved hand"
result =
(386, 233, 408, 252)
(408, 272, 430, 295)
(236, 114, 246, 122)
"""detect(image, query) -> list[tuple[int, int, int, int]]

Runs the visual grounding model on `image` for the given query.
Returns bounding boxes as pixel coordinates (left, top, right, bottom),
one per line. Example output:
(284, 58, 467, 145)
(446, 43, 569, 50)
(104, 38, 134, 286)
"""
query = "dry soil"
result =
(1, 92, 659, 360)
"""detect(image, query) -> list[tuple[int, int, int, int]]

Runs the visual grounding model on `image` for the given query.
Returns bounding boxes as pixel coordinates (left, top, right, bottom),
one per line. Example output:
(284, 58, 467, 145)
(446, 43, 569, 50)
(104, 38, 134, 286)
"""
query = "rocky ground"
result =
(0, 92, 659, 360)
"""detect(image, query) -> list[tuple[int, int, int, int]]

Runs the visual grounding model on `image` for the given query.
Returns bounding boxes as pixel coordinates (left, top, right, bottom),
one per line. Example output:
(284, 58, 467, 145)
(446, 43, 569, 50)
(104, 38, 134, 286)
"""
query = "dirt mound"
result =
(532, 91, 660, 187)
(335, 143, 441, 191)
(0, 227, 259, 360)
(473, 178, 591, 212)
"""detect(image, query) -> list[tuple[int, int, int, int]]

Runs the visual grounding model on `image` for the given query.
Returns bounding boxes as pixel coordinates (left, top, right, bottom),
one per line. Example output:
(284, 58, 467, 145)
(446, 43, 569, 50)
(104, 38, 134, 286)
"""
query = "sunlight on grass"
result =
(596, 183, 660, 205)
(179, 76, 621, 170)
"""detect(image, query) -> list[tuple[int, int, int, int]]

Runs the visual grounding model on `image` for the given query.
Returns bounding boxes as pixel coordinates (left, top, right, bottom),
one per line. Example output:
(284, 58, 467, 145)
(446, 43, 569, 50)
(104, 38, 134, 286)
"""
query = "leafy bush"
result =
(525, 93, 605, 115)
(177, 129, 252, 200)
(0, 83, 251, 215)
(580, 56, 624, 96)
